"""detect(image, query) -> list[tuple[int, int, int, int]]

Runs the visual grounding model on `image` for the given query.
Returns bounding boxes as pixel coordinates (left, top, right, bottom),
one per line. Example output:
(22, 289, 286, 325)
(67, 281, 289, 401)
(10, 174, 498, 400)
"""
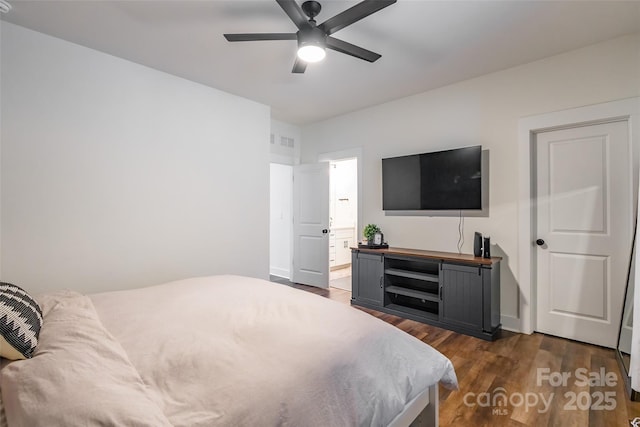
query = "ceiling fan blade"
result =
(326, 37, 381, 62)
(292, 57, 308, 73)
(319, 0, 396, 36)
(224, 33, 297, 42)
(276, 0, 311, 30)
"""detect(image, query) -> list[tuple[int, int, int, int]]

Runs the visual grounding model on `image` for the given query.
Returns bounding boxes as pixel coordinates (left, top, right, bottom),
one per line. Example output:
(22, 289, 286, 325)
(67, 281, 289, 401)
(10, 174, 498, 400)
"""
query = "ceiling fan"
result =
(224, 0, 397, 73)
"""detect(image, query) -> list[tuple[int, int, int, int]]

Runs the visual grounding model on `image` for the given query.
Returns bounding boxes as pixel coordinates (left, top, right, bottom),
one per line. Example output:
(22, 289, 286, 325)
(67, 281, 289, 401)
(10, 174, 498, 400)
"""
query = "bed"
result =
(0, 275, 457, 426)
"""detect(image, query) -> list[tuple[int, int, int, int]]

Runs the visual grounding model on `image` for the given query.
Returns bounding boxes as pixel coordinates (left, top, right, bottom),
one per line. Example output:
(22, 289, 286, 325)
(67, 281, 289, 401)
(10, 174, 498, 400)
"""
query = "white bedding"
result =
(1, 275, 457, 426)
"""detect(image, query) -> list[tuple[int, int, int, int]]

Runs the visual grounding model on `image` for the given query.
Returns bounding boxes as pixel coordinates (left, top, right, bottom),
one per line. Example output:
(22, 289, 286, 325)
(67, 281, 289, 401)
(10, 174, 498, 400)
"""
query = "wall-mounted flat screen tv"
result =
(382, 145, 482, 210)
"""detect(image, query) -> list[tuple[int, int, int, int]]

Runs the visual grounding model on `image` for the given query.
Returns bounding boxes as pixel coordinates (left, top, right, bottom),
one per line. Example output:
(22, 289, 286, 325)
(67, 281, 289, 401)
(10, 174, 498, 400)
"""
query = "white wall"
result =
(0, 17, 4, 280)
(270, 119, 301, 165)
(268, 119, 300, 278)
(301, 33, 640, 330)
(269, 163, 292, 278)
(1, 23, 271, 295)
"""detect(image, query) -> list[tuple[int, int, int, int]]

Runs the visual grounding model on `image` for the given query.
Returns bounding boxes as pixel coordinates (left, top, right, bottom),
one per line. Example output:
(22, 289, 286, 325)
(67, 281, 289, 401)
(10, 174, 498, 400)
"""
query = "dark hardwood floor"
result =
(290, 282, 640, 427)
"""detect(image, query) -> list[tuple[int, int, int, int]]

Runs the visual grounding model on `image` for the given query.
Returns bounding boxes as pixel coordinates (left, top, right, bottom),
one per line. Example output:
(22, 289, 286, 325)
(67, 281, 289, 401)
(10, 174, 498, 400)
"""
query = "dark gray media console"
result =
(351, 247, 501, 340)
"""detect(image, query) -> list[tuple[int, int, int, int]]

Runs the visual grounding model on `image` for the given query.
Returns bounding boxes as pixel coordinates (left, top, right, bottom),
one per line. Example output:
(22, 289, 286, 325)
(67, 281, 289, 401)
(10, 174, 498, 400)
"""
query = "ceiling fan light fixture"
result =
(297, 26, 327, 63)
(224, 0, 397, 73)
(297, 44, 326, 63)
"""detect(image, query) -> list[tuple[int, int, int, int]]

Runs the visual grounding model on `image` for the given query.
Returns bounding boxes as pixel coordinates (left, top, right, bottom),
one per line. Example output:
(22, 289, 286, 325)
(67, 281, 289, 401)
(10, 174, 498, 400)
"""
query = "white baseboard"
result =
(269, 267, 290, 279)
(500, 315, 523, 333)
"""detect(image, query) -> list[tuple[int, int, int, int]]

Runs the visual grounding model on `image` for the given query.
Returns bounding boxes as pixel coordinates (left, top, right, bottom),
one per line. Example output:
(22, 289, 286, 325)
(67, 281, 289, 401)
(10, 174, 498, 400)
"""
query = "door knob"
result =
(322, 229, 329, 234)
(536, 239, 545, 246)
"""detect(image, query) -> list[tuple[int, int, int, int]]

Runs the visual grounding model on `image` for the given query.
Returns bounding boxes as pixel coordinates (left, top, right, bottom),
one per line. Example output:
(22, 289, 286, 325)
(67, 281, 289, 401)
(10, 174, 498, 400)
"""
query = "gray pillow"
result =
(0, 283, 42, 360)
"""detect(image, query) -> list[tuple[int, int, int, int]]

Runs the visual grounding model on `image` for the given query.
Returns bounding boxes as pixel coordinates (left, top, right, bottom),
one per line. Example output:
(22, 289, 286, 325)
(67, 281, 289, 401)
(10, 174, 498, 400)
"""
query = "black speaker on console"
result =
(474, 232, 483, 257)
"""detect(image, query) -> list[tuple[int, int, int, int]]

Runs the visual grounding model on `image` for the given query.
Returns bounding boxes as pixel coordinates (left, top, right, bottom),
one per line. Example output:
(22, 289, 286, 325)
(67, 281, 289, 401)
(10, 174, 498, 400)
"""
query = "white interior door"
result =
(292, 163, 330, 288)
(535, 120, 632, 348)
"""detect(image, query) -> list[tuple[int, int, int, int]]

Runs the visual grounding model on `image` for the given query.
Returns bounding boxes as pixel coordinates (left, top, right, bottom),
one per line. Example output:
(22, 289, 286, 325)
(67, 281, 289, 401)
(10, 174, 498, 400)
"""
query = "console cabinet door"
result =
(440, 263, 483, 330)
(352, 252, 384, 306)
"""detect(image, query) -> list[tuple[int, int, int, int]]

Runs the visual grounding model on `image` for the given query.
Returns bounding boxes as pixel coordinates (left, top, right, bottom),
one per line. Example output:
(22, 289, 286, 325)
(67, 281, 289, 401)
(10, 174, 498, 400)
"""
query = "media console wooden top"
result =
(351, 246, 502, 266)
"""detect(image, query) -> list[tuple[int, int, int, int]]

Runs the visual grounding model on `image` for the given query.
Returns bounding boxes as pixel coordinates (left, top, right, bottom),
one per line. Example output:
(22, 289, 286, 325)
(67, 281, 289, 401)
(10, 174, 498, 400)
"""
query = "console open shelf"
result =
(384, 268, 439, 282)
(386, 285, 440, 302)
(385, 303, 439, 322)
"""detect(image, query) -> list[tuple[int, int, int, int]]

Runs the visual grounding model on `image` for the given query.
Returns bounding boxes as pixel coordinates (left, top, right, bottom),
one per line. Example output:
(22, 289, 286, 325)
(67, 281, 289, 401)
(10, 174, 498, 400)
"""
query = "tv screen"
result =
(382, 146, 482, 210)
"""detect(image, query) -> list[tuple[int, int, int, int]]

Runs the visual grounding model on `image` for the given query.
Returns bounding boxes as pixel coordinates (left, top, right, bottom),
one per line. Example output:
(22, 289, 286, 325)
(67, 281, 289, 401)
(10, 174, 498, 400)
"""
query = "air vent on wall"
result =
(280, 136, 295, 148)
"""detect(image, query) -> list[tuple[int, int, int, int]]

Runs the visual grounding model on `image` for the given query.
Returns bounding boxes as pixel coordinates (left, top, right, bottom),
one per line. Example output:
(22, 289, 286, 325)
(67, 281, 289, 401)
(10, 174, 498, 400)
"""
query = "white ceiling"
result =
(3, 0, 640, 125)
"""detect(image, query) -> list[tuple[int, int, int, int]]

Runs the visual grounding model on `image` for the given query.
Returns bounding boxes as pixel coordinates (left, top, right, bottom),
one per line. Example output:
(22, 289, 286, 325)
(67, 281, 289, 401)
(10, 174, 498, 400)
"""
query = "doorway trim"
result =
(318, 148, 363, 243)
(517, 97, 640, 334)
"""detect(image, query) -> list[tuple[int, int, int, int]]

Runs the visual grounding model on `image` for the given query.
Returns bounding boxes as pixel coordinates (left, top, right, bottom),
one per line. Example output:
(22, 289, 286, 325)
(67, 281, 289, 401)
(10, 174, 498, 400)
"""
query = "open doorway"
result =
(329, 158, 358, 291)
(270, 149, 360, 289)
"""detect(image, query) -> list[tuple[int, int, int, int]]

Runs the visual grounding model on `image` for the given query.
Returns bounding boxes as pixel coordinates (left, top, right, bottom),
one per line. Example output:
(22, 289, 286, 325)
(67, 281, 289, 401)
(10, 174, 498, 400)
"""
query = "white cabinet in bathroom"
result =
(330, 227, 355, 268)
